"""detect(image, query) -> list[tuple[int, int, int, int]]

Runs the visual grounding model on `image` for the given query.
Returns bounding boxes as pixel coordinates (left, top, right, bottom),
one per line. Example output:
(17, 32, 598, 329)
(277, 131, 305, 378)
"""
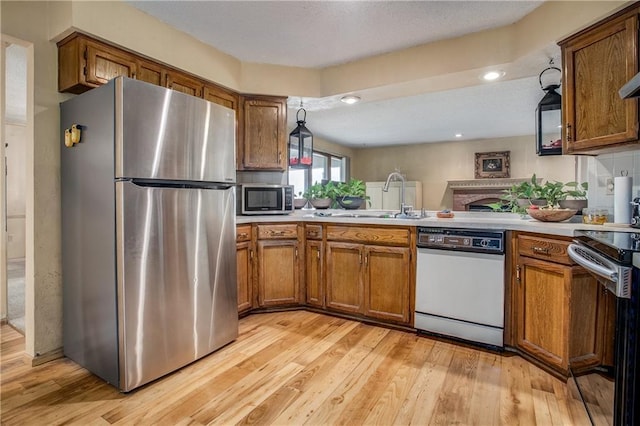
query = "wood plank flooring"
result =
(1, 311, 592, 425)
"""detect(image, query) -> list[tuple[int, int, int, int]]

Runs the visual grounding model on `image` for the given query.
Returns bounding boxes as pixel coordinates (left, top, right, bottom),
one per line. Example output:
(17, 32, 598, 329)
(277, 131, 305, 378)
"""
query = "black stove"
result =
(570, 230, 640, 426)
(573, 230, 640, 265)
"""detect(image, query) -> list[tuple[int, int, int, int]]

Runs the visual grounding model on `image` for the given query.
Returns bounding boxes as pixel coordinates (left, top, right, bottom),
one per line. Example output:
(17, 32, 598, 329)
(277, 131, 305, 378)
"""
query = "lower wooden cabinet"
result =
(325, 225, 412, 326)
(513, 233, 602, 375)
(305, 239, 324, 308)
(256, 224, 301, 307)
(236, 225, 254, 314)
(326, 242, 364, 314)
(364, 245, 410, 323)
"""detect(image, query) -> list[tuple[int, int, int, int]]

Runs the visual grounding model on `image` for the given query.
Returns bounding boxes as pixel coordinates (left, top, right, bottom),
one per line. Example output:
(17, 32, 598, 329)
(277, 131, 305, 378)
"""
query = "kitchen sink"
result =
(313, 211, 424, 219)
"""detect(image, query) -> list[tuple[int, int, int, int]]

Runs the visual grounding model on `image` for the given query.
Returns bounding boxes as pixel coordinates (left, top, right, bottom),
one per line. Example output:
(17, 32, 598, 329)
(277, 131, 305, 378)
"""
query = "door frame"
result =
(1, 34, 34, 353)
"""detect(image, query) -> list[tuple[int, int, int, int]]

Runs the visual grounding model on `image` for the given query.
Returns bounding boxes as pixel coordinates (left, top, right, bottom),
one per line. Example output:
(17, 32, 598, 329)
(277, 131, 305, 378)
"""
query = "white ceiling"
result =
(127, 0, 553, 148)
(5, 2, 556, 148)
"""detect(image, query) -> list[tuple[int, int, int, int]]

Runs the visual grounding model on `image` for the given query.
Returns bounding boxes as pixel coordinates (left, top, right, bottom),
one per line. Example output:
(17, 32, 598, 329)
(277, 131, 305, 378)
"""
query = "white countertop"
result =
(237, 209, 635, 237)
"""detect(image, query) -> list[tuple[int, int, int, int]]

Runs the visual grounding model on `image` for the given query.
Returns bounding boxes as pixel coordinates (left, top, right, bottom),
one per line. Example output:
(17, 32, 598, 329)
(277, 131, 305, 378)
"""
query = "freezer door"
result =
(115, 77, 235, 183)
(116, 180, 238, 391)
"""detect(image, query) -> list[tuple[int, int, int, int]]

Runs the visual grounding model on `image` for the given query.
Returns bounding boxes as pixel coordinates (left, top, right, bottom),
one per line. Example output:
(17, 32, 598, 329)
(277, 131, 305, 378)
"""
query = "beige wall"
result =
(6, 123, 26, 259)
(0, 0, 627, 357)
(351, 135, 577, 210)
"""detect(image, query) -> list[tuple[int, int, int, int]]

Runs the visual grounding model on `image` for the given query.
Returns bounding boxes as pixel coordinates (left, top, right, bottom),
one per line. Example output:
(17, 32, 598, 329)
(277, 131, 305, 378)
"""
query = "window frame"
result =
(288, 150, 349, 195)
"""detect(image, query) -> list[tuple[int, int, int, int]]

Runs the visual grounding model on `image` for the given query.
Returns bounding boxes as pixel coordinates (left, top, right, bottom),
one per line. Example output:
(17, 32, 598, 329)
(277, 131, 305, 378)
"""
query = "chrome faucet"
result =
(383, 171, 407, 216)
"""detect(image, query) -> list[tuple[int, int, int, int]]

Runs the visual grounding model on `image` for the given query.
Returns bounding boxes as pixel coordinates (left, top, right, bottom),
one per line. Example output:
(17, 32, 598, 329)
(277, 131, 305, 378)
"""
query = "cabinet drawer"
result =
(236, 225, 252, 242)
(305, 225, 323, 240)
(257, 224, 298, 239)
(518, 235, 572, 265)
(326, 225, 410, 246)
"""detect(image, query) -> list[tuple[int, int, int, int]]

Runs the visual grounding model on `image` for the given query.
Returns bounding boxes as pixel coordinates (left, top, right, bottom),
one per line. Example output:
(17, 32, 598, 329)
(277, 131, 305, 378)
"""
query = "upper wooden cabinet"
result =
(59, 35, 137, 94)
(204, 84, 239, 111)
(58, 32, 289, 170)
(560, 4, 640, 154)
(136, 58, 164, 87)
(237, 95, 288, 171)
(165, 70, 203, 98)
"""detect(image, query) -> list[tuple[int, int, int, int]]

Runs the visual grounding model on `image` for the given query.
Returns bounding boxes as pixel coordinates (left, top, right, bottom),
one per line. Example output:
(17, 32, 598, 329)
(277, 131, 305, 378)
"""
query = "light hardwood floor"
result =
(1, 311, 591, 425)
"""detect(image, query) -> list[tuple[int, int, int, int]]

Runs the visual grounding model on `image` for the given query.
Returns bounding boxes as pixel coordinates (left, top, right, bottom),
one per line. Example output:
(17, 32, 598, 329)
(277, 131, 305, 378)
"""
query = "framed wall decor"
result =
(474, 151, 510, 179)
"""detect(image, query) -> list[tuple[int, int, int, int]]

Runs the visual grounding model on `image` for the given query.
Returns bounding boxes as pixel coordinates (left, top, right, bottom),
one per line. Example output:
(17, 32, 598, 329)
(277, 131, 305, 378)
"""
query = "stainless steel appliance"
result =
(60, 77, 238, 392)
(631, 197, 640, 228)
(239, 184, 294, 215)
(415, 227, 505, 348)
(568, 231, 640, 426)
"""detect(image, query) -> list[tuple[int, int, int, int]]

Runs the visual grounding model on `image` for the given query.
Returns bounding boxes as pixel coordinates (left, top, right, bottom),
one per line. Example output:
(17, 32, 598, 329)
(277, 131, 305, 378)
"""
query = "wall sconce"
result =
(289, 104, 313, 168)
(536, 62, 562, 156)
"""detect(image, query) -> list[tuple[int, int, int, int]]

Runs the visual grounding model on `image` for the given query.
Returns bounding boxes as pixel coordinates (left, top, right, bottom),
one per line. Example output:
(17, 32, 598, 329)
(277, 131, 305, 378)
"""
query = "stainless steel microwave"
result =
(239, 184, 294, 215)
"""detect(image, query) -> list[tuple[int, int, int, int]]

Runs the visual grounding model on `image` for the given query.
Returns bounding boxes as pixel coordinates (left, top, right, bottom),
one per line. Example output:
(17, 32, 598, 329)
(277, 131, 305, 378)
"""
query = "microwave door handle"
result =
(567, 244, 618, 282)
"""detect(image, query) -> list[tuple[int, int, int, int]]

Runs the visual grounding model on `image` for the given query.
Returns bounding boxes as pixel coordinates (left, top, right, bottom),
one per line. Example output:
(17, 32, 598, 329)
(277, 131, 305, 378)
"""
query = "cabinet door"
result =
(85, 41, 137, 86)
(257, 240, 300, 306)
(326, 242, 363, 314)
(515, 255, 571, 373)
(204, 85, 239, 110)
(306, 240, 324, 307)
(165, 70, 203, 97)
(238, 96, 287, 170)
(236, 240, 254, 313)
(562, 12, 639, 153)
(136, 59, 164, 87)
(364, 245, 410, 324)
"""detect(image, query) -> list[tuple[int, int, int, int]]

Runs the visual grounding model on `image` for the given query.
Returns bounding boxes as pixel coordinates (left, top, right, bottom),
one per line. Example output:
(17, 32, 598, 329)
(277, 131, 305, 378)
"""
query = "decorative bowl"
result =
(336, 196, 364, 210)
(310, 198, 332, 209)
(294, 198, 308, 209)
(527, 208, 577, 222)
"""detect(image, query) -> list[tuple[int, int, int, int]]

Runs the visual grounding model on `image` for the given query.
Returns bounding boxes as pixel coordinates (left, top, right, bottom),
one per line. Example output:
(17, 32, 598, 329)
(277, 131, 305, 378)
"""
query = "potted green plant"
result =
(538, 180, 565, 208)
(559, 181, 588, 210)
(335, 178, 370, 209)
(304, 182, 335, 209)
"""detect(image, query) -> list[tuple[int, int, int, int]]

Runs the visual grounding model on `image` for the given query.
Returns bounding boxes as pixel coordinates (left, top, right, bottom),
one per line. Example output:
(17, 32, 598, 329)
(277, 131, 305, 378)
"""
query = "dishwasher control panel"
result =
(417, 227, 504, 254)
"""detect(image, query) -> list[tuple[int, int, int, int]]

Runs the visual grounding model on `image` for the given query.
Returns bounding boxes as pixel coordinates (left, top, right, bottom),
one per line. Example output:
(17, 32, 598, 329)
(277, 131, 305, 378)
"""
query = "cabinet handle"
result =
(238, 232, 248, 239)
(295, 248, 298, 259)
(516, 265, 521, 283)
(365, 255, 368, 267)
(566, 123, 572, 143)
(270, 230, 285, 236)
(532, 246, 549, 255)
(250, 249, 254, 261)
(359, 253, 362, 264)
(316, 250, 320, 260)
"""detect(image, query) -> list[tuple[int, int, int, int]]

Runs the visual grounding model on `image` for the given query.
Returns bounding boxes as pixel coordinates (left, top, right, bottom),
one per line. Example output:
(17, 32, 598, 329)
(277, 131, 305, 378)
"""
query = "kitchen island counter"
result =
(237, 210, 631, 237)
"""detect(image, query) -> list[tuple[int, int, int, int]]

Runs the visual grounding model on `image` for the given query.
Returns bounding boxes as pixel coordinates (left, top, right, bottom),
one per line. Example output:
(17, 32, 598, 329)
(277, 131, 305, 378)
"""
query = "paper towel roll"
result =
(614, 176, 633, 223)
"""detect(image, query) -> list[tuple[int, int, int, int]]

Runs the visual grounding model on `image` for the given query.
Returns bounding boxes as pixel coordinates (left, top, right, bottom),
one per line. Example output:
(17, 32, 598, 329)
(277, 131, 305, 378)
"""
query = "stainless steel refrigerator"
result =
(60, 77, 238, 392)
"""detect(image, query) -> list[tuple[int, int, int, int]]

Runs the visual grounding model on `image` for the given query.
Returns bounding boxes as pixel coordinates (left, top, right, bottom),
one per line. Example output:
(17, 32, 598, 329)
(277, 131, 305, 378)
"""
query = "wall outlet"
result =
(606, 177, 614, 195)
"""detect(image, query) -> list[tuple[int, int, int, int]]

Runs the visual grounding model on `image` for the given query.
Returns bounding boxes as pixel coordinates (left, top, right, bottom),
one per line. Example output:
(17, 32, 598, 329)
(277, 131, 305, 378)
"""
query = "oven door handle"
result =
(567, 243, 619, 282)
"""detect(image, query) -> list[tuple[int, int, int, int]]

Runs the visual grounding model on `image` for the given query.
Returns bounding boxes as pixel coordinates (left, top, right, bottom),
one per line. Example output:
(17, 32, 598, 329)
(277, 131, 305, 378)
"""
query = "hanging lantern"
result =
(536, 63, 562, 156)
(289, 107, 313, 168)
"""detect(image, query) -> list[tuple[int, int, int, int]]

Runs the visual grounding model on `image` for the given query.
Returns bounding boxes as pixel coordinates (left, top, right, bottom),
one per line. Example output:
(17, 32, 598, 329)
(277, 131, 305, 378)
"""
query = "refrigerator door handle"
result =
(126, 178, 235, 190)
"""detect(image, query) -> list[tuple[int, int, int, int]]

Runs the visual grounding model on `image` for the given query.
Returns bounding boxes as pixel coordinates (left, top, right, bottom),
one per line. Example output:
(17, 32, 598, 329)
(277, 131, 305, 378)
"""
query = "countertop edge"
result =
(236, 210, 633, 237)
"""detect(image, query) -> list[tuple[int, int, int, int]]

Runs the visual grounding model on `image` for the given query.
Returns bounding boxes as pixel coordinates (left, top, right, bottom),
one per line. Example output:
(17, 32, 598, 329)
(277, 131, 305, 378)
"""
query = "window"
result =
(288, 151, 348, 196)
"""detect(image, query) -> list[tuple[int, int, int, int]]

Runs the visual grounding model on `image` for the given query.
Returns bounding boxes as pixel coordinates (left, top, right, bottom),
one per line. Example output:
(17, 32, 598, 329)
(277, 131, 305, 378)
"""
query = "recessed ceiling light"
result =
(455, 133, 463, 138)
(482, 71, 505, 81)
(340, 95, 361, 105)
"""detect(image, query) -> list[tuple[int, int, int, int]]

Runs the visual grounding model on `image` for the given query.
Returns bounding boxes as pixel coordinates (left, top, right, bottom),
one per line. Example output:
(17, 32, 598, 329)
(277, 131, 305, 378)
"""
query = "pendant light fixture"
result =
(536, 60, 562, 156)
(289, 101, 313, 168)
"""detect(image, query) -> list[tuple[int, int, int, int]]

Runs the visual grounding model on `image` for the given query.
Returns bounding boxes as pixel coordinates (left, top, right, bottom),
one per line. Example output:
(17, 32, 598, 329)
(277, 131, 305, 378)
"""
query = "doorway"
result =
(2, 38, 29, 336)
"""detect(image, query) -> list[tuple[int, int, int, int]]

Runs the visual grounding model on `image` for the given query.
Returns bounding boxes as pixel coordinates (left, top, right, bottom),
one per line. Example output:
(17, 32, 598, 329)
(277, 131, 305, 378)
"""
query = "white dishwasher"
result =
(415, 227, 505, 348)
